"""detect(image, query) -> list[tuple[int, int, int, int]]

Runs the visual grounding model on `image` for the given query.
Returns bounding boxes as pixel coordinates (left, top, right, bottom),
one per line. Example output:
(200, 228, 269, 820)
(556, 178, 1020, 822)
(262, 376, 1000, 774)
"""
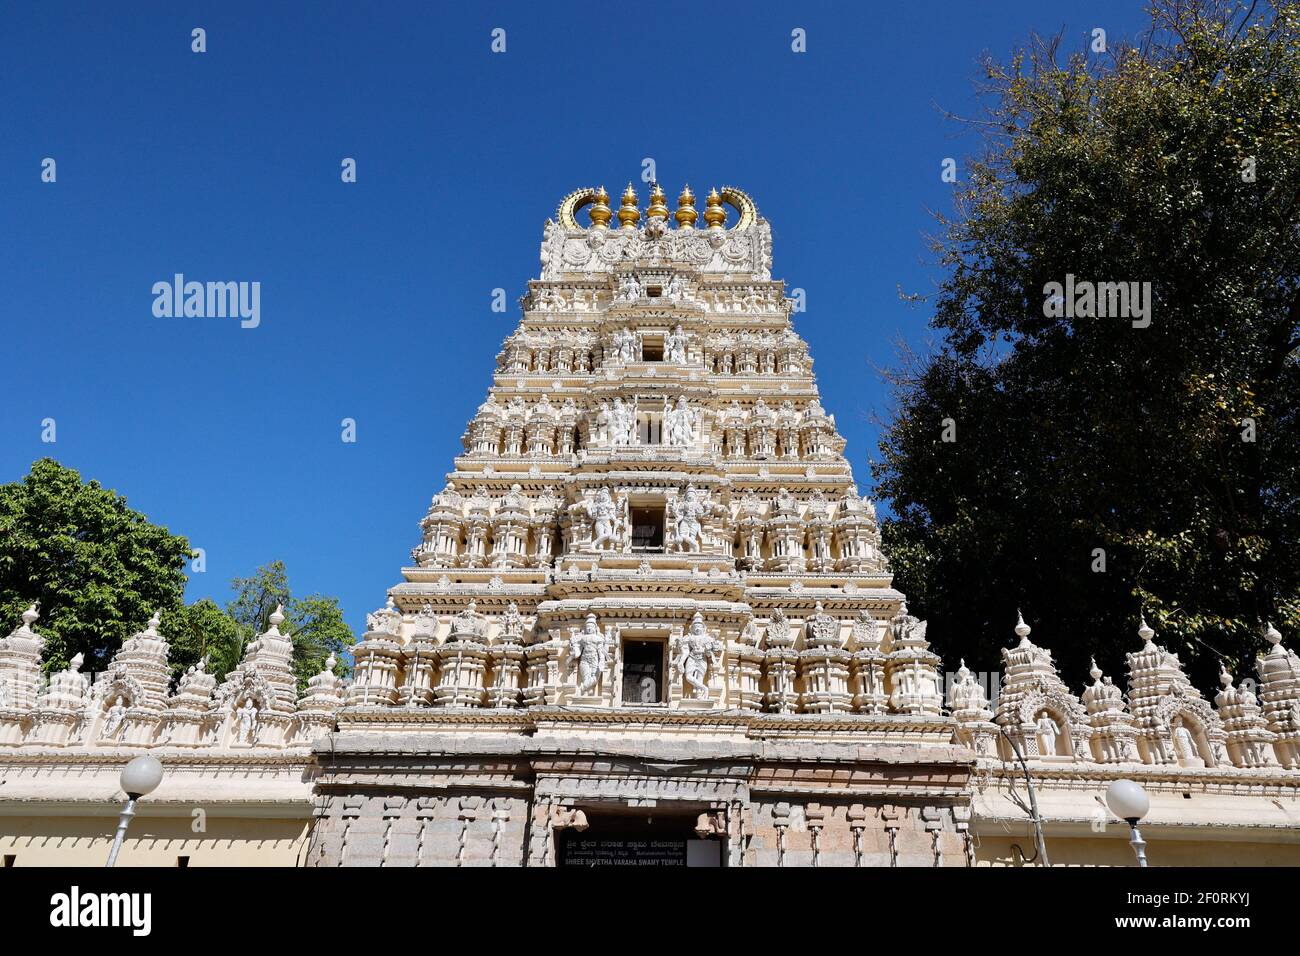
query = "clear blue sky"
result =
(1, 1, 1150, 638)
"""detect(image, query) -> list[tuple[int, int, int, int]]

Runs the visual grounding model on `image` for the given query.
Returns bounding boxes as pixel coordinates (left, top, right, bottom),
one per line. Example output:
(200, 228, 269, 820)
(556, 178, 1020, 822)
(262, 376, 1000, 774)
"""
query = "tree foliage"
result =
(0, 458, 191, 671)
(220, 560, 355, 690)
(875, 0, 1300, 688)
(0, 460, 354, 692)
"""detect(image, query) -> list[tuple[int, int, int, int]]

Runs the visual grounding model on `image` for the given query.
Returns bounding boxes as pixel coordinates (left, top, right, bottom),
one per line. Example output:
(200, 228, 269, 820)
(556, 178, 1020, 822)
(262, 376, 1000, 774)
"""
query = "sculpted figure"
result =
(568, 614, 614, 696)
(103, 696, 128, 738)
(671, 484, 709, 553)
(663, 396, 697, 446)
(1173, 724, 1197, 761)
(587, 401, 609, 444)
(1035, 713, 1060, 756)
(677, 612, 722, 700)
(616, 276, 642, 304)
(587, 488, 622, 551)
(665, 323, 688, 363)
(236, 698, 259, 743)
(610, 398, 636, 446)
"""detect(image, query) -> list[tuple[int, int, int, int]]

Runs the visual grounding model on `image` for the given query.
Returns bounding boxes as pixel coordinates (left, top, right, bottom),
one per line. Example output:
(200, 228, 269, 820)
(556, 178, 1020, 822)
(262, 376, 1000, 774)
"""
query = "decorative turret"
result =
(164, 656, 219, 747)
(348, 597, 405, 707)
(295, 653, 345, 743)
(213, 605, 301, 747)
(761, 608, 799, 714)
(1125, 617, 1223, 767)
(849, 609, 888, 714)
(995, 613, 1087, 760)
(799, 603, 851, 713)
(29, 653, 91, 747)
(1256, 623, 1300, 769)
(435, 601, 491, 706)
(1215, 666, 1276, 768)
(1080, 657, 1137, 762)
(948, 660, 996, 754)
(884, 603, 943, 716)
(0, 605, 47, 737)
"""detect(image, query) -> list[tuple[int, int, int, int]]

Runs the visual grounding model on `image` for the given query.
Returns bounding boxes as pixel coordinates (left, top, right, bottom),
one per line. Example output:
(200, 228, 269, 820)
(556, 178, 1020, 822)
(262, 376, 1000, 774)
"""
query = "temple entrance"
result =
(557, 811, 722, 867)
(621, 638, 665, 704)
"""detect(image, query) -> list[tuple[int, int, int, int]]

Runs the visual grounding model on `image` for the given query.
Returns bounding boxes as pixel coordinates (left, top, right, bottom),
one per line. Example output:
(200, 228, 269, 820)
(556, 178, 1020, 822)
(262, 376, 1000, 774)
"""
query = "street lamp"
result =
(105, 755, 164, 867)
(1105, 778, 1150, 867)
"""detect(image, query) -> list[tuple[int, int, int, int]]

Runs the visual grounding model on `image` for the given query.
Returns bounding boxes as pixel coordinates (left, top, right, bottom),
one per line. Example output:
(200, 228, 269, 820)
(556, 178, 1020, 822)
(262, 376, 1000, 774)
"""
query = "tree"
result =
(159, 599, 243, 683)
(0, 459, 192, 671)
(223, 560, 354, 691)
(875, 0, 1300, 689)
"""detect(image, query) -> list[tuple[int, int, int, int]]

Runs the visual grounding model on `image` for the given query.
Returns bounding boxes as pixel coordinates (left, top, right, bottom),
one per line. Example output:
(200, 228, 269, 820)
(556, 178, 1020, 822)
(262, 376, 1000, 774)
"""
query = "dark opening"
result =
(629, 506, 664, 551)
(622, 639, 665, 704)
(176, 855, 190, 867)
(557, 812, 722, 867)
(642, 341, 664, 361)
(645, 285, 662, 298)
(3, 854, 14, 868)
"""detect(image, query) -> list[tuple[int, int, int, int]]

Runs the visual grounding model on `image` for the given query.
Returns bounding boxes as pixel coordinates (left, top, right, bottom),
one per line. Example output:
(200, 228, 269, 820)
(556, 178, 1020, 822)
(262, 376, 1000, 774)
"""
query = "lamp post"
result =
(1105, 778, 1150, 867)
(106, 755, 164, 867)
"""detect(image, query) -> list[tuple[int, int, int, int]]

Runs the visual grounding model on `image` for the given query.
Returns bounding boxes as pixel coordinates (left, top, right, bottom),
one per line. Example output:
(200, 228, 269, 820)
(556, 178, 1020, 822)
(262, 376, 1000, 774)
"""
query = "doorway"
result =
(622, 638, 665, 704)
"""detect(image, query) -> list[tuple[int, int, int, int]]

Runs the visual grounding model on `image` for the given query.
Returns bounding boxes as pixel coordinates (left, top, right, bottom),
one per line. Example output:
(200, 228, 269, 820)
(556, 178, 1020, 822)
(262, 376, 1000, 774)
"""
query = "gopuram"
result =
(2, 182, 1300, 866)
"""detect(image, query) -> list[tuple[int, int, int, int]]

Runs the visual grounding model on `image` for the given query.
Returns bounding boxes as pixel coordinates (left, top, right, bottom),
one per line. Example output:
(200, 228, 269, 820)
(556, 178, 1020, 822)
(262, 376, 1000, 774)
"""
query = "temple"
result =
(2, 182, 1299, 867)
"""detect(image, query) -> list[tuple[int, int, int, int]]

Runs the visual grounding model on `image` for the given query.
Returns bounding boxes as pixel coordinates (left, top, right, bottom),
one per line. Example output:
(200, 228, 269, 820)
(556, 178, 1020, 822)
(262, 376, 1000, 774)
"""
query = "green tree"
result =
(875, 0, 1300, 688)
(224, 561, 354, 691)
(159, 598, 244, 683)
(0, 458, 192, 671)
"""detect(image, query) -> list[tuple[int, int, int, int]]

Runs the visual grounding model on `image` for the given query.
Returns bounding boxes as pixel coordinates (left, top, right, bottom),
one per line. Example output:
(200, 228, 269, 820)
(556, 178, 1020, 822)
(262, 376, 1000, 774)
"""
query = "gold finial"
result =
(647, 181, 669, 221)
(675, 185, 698, 229)
(703, 187, 726, 229)
(589, 185, 612, 229)
(617, 183, 639, 229)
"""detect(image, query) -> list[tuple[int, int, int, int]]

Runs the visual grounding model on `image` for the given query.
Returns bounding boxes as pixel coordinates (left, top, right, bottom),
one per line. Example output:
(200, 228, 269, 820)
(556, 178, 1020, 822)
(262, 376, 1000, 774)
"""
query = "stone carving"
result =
(567, 614, 615, 697)
(665, 323, 689, 363)
(677, 612, 722, 700)
(669, 484, 710, 553)
(236, 698, 259, 743)
(663, 395, 698, 446)
(102, 696, 129, 738)
(585, 488, 626, 551)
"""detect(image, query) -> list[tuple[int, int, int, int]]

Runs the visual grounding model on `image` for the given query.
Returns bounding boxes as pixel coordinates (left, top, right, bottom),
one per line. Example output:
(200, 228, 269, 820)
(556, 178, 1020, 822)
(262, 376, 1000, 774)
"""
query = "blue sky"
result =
(1, 1, 1150, 637)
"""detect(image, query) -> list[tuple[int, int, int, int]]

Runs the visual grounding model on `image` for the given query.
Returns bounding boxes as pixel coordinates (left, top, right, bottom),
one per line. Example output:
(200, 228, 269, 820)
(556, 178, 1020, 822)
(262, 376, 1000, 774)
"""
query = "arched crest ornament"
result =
(1015, 678, 1088, 729)
(215, 670, 274, 712)
(91, 672, 146, 709)
(1155, 685, 1219, 738)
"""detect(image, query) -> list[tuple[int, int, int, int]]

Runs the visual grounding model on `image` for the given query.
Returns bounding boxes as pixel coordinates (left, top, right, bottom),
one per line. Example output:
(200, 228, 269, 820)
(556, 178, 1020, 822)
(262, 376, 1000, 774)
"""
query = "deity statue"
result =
(665, 324, 688, 363)
(236, 698, 259, 743)
(610, 397, 636, 446)
(568, 614, 615, 696)
(1035, 713, 1060, 756)
(670, 484, 709, 553)
(616, 275, 642, 304)
(663, 395, 697, 446)
(103, 696, 128, 738)
(586, 488, 624, 551)
(1173, 724, 1198, 762)
(665, 275, 689, 304)
(592, 401, 611, 443)
(677, 612, 722, 700)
